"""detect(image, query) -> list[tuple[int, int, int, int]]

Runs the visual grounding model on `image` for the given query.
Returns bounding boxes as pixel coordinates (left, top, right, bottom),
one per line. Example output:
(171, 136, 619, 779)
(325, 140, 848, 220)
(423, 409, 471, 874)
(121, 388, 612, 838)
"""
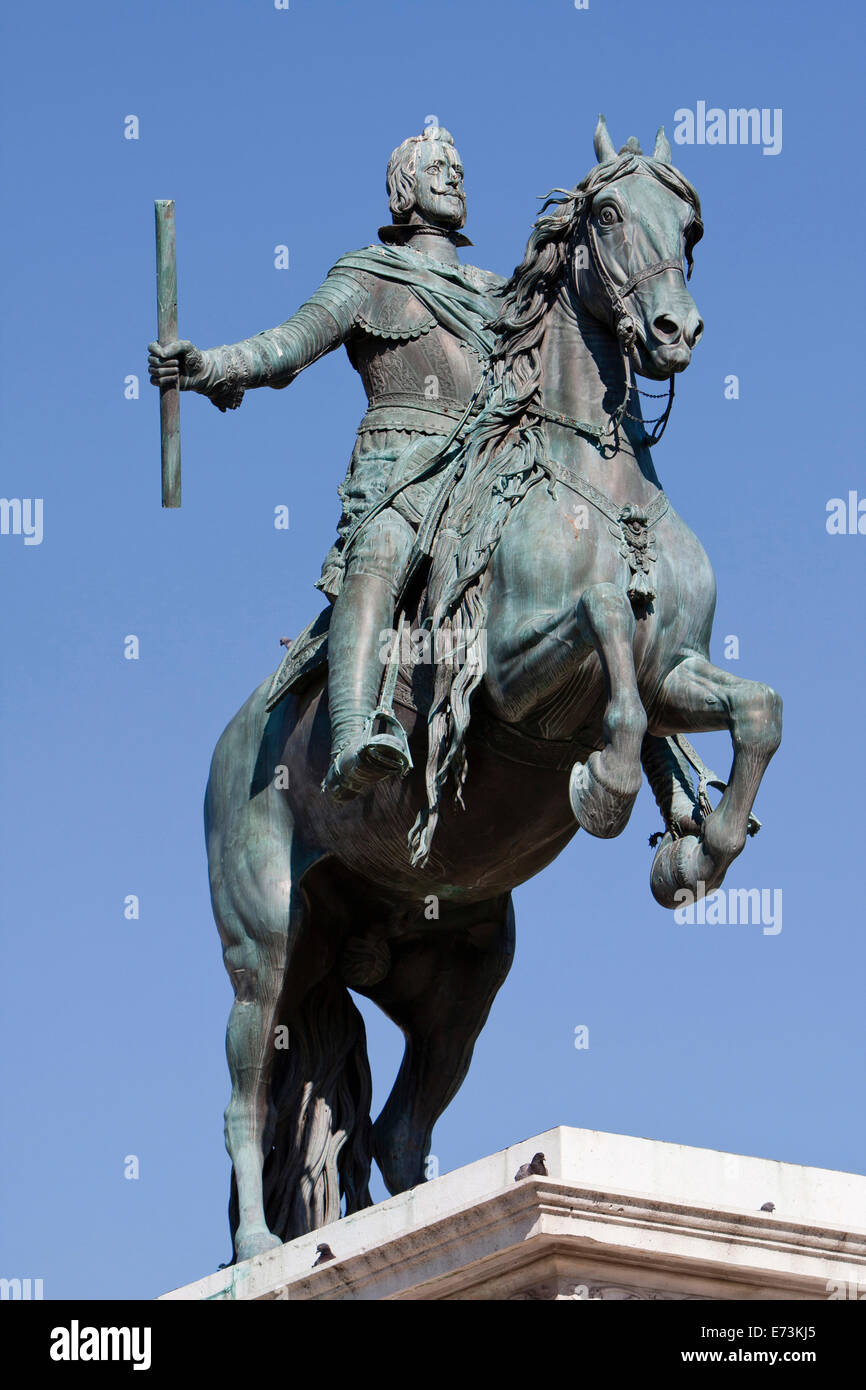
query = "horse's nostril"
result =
(691, 319, 704, 345)
(653, 313, 681, 342)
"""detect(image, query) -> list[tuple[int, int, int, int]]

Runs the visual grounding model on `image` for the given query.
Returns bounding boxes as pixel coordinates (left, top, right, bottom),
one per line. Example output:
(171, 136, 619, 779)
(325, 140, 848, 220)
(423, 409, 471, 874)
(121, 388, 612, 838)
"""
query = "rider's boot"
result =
(322, 572, 412, 803)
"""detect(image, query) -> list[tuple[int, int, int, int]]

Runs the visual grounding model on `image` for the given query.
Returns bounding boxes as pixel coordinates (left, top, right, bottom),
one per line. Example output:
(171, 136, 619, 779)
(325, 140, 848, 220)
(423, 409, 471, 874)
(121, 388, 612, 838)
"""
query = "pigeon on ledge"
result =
(514, 1152, 548, 1181)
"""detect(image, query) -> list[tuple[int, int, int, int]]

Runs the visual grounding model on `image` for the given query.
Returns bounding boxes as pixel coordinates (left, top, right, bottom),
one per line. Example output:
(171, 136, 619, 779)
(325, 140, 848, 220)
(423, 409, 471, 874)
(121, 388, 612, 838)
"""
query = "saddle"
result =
(266, 608, 332, 711)
(265, 606, 433, 717)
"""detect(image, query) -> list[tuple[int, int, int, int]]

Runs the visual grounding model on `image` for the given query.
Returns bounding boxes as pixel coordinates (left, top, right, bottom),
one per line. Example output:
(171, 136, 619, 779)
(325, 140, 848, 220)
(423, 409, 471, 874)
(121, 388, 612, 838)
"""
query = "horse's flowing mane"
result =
(408, 153, 702, 865)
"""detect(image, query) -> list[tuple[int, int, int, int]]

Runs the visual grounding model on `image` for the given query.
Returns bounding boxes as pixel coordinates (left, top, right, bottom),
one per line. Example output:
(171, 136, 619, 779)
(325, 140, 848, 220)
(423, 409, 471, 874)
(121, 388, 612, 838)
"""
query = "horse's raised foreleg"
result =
(368, 896, 515, 1196)
(647, 657, 782, 906)
(568, 583, 647, 836)
(487, 581, 647, 837)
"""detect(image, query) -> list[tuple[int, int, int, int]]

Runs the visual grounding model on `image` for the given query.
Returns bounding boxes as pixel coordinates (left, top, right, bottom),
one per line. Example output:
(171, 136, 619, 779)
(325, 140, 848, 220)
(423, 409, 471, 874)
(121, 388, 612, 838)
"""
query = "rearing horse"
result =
(205, 118, 782, 1262)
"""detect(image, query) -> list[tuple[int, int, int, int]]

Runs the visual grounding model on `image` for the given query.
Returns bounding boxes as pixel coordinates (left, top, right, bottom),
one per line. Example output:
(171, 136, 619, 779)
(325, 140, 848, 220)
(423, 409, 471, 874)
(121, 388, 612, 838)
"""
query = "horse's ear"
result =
(594, 114, 617, 163)
(653, 126, 673, 164)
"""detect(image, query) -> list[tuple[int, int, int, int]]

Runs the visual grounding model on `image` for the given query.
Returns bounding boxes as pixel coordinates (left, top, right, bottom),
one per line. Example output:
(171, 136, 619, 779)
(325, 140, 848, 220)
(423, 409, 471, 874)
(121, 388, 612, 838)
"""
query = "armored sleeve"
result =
(196, 268, 369, 411)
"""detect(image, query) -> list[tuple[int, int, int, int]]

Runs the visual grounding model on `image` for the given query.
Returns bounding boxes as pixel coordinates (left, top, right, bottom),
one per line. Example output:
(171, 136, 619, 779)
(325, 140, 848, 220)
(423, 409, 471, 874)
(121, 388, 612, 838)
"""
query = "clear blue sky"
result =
(1, 0, 863, 1299)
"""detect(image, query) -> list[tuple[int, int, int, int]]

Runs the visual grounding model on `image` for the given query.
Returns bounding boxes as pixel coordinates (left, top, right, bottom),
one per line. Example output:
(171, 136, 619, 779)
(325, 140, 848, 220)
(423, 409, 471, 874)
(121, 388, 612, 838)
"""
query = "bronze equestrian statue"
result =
(149, 118, 782, 1264)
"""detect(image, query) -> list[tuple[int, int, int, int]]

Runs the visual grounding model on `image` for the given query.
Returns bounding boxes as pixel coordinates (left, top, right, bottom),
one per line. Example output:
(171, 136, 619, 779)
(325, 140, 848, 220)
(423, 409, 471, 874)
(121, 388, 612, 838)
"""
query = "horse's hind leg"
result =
(647, 657, 782, 906)
(220, 876, 295, 1264)
(568, 583, 647, 837)
(368, 895, 515, 1196)
(206, 693, 305, 1263)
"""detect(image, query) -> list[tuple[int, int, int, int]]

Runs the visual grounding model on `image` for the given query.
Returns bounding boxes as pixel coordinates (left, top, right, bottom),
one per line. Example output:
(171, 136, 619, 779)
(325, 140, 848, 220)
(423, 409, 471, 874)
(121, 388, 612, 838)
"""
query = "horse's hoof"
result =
(235, 1229, 283, 1263)
(569, 752, 640, 838)
(650, 831, 724, 908)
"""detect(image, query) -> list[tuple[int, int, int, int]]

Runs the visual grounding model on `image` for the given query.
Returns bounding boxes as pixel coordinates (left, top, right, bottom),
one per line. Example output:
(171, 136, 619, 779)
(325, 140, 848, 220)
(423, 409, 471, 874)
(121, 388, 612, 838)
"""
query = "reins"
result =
(586, 213, 682, 447)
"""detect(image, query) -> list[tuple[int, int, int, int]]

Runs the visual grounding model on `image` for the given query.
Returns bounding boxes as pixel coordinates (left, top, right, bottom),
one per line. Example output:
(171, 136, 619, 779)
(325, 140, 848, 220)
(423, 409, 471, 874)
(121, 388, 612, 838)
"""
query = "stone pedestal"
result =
(161, 1128, 866, 1301)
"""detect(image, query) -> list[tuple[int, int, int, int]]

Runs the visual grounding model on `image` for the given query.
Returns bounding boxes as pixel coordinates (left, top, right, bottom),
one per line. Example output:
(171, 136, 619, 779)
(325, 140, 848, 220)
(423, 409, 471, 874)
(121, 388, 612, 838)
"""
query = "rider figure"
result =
(149, 125, 502, 801)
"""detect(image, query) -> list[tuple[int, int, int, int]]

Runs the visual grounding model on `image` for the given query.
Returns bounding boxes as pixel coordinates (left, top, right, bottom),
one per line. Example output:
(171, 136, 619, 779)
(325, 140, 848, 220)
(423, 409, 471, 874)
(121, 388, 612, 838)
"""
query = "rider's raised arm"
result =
(195, 267, 369, 412)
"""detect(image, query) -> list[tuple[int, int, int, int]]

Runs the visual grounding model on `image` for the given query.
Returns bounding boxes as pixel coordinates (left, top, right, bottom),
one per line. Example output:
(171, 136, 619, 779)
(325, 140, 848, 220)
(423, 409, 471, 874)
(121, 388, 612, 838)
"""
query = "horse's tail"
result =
(229, 968, 373, 1253)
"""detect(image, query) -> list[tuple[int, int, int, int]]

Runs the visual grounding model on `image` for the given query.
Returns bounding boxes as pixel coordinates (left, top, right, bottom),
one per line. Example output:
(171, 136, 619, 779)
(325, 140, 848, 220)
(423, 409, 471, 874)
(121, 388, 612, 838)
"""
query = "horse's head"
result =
(572, 116, 704, 381)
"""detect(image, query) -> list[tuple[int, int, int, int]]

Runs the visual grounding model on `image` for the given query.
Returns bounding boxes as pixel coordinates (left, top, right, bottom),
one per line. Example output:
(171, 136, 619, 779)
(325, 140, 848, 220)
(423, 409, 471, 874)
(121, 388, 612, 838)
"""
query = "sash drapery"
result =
(333, 245, 498, 361)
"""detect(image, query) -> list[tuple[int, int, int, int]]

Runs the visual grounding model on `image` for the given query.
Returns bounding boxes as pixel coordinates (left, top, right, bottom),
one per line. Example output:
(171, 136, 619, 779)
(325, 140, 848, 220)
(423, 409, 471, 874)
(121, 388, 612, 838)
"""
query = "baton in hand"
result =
(155, 199, 181, 508)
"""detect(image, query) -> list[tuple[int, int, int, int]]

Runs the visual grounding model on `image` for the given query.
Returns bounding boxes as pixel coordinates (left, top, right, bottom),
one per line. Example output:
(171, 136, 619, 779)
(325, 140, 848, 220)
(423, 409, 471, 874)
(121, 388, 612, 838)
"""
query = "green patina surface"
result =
(148, 119, 781, 1263)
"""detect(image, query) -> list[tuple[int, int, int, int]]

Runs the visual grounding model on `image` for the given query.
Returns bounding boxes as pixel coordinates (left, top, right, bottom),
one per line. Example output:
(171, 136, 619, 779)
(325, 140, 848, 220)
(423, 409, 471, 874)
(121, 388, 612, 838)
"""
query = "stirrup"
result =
(322, 711, 412, 803)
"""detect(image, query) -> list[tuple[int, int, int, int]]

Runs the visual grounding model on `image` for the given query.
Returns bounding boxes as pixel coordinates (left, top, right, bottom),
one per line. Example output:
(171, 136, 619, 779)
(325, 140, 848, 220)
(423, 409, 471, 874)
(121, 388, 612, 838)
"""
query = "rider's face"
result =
(410, 143, 466, 228)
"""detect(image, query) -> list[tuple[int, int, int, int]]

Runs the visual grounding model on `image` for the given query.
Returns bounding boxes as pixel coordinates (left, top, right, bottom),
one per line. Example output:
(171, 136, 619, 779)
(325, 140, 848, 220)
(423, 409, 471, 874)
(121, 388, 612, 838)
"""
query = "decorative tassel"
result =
(628, 569, 655, 603)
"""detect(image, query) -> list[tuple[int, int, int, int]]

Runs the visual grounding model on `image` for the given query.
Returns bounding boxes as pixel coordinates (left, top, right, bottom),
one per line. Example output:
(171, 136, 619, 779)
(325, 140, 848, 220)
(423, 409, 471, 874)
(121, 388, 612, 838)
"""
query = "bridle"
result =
(524, 203, 694, 605)
(565, 207, 689, 448)
(585, 211, 686, 447)
(585, 214, 685, 354)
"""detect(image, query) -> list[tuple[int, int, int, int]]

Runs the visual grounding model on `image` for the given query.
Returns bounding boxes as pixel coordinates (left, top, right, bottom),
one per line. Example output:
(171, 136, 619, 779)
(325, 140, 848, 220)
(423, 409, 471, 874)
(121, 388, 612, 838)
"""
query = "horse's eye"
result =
(597, 205, 619, 226)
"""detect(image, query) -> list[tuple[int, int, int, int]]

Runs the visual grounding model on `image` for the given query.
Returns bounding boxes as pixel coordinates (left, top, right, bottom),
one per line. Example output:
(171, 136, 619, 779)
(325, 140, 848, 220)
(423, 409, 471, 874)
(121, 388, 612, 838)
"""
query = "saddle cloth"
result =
(265, 608, 332, 711)
(265, 607, 427, 715)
